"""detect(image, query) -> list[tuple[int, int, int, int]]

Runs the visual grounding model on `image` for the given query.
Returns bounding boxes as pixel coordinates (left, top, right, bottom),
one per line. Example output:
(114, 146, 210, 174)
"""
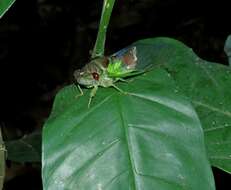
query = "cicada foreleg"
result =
(76, 85, 84, 98)
(117, 78, 128, 83)
(111, 84, 128, 95)
(88, 85, 98, 108)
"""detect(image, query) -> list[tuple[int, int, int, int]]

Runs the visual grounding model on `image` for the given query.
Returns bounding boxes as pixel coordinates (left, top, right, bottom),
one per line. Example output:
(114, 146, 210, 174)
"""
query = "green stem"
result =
(91, 0, 116, 59)
(0, 0, 16, 18)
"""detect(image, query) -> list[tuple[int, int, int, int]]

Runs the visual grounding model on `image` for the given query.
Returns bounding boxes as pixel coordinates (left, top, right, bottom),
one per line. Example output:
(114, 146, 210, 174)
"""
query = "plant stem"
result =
(91, 0, 116, 59)
(0, 0, 16, 18)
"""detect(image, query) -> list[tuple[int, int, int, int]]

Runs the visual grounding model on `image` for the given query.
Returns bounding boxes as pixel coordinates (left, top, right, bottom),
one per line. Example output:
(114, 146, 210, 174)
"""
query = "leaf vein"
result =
(103, 170, 129, 189)
(204, 125, 231, 132)
(208, 141, 231, 145)
(130, 93, 189, 117)
(138, 173, 184, 189)
(209, 156, 231, 160)
(198, 62, 220, 88)
(192, 100, 231, 117)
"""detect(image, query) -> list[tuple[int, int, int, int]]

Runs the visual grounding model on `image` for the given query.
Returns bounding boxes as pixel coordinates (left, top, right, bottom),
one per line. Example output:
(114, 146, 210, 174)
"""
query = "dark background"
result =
(0, 0, 230, 189)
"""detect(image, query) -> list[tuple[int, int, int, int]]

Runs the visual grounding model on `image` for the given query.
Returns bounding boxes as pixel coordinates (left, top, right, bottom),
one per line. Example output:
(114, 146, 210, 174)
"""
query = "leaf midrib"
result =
(117, 96, 138, 190)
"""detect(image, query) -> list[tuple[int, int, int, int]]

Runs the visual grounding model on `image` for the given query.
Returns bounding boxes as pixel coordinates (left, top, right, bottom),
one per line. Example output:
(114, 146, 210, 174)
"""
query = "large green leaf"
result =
(5, 132, 41, 163)
(132, 38, 231, 173)
(42, 68, 214, 189)
(0, 0, 16, 18)
(0, 129, 5, 190)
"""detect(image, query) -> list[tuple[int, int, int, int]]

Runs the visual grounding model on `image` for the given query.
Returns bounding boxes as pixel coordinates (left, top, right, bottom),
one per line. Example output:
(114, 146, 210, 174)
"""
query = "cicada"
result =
(74, 46, 147, 107)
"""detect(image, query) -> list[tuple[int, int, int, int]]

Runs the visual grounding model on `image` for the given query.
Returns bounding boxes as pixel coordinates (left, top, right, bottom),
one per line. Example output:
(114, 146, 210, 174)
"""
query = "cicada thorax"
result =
(94, 56, 110, 68)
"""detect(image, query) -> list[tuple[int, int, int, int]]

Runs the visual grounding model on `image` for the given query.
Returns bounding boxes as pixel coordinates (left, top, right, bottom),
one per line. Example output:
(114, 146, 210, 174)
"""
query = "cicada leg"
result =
(117, 78, 128, 83)
(116, 78, 135, 83)
(76, 85, 84, 98)
(88, 85, 98, 108)
(111, 84, 128, 95)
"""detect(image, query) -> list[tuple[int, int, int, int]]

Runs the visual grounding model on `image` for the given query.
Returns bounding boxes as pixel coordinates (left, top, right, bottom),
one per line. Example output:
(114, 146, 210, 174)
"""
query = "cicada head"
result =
(74, 59, 104, 87)
(74, 57, 108, 88)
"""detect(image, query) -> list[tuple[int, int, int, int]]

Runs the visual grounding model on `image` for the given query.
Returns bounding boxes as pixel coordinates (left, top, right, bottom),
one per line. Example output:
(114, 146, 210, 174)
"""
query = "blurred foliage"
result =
(5, 132, 41, 163)
(224, 35, 231, 66)
(0, 129, 5, 190)
(0, 0, 231, 189)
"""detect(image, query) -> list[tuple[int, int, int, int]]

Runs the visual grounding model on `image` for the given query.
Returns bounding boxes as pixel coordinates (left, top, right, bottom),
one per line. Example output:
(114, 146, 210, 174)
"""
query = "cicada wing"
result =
(112, 46, 133, 58)
(111, 46, 138, 70)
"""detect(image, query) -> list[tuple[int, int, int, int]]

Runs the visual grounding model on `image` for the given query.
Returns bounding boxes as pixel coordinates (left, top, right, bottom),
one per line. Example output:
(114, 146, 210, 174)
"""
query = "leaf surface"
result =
(42, 68, 214, 189)
(133, 37, 231, 173)
(5, 132, 41, 163)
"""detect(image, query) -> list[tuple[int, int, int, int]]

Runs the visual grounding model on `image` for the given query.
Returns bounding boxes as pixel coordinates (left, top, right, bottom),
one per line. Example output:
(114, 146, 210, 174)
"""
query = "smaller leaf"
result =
(224, 34, 231, 66)
(0, 129, 6, 190)
(0, 0, 16, 18)
(5, 131, 41, 163)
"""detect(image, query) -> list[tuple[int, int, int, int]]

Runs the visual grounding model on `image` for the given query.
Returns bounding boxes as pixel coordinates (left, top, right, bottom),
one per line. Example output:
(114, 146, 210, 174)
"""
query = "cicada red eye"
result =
(92, 72, 100, 80)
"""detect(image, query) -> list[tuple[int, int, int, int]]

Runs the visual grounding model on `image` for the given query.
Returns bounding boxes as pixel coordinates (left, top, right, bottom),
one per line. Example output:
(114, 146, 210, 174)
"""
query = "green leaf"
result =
(0, 0, 16, 18)
(224, 35, 231, 66)
(5, 132, 41, 163)
(133, 37, 231, 173)
(0, 129, 5, 190)
(42, 68, 214, 189)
